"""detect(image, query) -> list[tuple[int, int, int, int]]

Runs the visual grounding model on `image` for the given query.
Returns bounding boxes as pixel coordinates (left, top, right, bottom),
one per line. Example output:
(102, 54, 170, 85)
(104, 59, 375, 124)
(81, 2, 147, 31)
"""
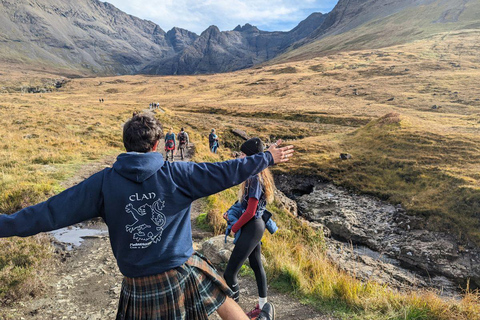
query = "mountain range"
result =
(0, 0, 478, 76)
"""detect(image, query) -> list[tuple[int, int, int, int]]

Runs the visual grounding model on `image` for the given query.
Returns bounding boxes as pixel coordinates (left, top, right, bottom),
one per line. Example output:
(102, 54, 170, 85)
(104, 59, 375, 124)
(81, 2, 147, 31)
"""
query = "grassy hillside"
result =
(0, 29, 478, 318)
(274, 0, 480, 63)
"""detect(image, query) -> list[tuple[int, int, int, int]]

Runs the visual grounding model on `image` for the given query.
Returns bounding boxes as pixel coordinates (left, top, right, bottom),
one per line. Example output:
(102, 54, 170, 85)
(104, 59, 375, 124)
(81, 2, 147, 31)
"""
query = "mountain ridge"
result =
(141, 13, 328, 75)
(273, 0, 480, 63)
(0, 0, 328, 75)
(1, 0, 479, 75)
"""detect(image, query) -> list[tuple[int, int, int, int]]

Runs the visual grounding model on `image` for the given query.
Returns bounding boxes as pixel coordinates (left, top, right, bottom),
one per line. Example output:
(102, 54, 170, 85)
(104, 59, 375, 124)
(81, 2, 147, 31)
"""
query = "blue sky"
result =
(105, 0, 338, 34)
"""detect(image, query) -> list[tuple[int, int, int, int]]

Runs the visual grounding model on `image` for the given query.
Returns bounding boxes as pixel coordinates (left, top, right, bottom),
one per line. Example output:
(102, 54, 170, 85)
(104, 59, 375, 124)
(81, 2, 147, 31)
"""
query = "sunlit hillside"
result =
(275, 0, 480, 63)
(1, 28, 479, 238)
(0, 29, 479, 318)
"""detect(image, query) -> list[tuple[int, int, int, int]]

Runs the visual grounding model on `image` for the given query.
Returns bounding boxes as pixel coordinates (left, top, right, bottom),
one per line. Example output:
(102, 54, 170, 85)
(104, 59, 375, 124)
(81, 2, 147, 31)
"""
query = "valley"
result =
(0, 28, 479, 319)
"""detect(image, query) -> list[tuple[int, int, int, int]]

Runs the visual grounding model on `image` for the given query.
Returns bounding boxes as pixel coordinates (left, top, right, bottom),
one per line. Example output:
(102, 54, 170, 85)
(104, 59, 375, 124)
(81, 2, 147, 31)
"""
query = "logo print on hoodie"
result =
(125, 197, 167, 249)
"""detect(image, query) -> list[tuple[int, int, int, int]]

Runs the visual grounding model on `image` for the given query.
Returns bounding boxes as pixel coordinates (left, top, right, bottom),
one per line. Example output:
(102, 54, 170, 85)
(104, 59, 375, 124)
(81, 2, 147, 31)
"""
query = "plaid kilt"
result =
(116, 252, 233, 320)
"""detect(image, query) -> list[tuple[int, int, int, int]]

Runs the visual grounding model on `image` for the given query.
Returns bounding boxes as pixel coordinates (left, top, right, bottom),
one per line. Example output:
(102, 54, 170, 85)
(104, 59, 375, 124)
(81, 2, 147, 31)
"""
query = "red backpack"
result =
(165, 136, 175, 150)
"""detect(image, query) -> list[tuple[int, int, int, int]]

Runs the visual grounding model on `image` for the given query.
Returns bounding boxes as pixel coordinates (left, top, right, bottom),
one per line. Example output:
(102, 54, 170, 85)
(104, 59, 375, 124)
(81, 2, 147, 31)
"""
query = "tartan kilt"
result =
(116, 252, 233, 320)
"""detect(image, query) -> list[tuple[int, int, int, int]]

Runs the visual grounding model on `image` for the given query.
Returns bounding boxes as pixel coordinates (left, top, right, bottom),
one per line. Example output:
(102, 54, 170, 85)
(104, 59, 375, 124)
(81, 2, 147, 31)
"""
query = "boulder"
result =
(201, 235, 235, 266)
(231, 129, 249, 140)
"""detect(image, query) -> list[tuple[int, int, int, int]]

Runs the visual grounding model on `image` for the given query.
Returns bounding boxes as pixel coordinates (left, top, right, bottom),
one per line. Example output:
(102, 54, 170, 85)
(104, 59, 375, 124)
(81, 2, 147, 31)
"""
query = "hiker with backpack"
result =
(0, 112, 293, 319)
(209, 128, 219, 153)
(223, 137, 278, 319)
(177, 127, 189, 160)
(164, 127, 176, 161)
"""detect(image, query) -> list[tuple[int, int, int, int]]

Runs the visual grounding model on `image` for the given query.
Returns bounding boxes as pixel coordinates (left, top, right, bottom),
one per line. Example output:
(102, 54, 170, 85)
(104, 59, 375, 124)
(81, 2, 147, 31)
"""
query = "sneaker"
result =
(246, 304, 262, 319)
(257, 302, 275, 320)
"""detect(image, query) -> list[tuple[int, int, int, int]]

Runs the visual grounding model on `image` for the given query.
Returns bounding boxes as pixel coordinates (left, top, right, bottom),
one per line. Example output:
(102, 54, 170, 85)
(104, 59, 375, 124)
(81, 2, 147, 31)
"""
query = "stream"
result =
(275, 174, 480, 296)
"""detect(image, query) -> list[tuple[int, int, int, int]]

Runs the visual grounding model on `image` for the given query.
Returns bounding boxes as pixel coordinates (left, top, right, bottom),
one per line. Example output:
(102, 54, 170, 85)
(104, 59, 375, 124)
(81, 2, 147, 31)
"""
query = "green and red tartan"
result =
(116, 252, 233, 320)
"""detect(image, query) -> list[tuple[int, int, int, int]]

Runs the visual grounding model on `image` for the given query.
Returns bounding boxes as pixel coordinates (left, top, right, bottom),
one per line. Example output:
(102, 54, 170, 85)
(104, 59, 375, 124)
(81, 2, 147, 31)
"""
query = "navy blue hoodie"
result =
(0, 151, 274, 277)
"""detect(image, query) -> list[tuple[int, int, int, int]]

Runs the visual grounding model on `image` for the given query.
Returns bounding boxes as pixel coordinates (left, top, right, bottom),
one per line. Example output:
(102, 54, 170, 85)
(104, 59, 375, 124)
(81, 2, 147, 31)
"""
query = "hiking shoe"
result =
(256, 302, 275, 320)
(246, 304, 261, 319)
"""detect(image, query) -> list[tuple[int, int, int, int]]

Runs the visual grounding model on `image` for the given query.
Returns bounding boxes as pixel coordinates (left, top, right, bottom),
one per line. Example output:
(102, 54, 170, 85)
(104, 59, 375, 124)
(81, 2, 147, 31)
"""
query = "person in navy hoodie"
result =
(0, 112, 293, 320)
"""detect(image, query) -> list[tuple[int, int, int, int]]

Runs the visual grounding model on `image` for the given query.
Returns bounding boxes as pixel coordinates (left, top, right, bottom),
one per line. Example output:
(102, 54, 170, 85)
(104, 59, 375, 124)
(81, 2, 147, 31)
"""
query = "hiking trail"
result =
(2, 145, 334, 320)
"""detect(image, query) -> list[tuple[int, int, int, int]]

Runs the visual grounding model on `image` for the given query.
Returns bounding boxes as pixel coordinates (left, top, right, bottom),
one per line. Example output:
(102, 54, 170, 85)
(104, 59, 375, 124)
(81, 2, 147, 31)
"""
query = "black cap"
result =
(240, 137, 264, 156)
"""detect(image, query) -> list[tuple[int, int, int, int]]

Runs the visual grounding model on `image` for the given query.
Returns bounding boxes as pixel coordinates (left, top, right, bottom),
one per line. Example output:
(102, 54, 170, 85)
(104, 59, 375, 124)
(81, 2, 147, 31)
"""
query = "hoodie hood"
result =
(113, 152, 165, 183)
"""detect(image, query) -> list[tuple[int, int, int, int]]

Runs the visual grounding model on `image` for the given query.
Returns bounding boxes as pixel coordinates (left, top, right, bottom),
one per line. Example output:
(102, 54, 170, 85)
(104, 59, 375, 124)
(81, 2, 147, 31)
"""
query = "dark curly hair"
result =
(123, 113, 164, 152)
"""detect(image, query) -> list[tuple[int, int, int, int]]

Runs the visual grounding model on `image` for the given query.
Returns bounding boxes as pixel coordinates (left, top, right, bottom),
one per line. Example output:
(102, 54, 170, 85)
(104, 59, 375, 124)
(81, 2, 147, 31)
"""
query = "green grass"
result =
(195, 213, 213, 232)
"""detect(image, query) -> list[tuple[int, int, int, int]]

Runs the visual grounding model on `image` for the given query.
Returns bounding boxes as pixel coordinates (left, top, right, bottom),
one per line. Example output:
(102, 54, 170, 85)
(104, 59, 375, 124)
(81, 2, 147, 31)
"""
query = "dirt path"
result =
(2, 147, 335, 320)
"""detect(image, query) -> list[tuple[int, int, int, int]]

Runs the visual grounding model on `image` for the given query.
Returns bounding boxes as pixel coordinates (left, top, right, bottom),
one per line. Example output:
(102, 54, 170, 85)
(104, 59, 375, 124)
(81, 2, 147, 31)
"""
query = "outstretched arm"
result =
(0, 171, 104, 238)
(174, 140, 294, 200)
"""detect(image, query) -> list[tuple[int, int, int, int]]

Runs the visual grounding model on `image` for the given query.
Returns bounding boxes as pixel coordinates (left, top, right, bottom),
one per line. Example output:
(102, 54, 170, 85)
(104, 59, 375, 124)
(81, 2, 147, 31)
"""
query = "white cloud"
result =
(104, 0, 338, 34)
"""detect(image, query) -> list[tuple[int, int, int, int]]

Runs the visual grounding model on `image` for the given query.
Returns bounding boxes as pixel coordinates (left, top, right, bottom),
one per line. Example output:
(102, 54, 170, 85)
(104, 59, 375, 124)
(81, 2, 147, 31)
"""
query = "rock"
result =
(231, 129, 249, 140)
(309, 221, 331, 237)
(201, 235, 235, 266)
(23, 133, 39, 139)
(292, 180, 480, 291)
(387, 97, 395, 101)
(274, 189, 298, 216)
(340, 153, 352, 160)
(432, 105, 442, 109)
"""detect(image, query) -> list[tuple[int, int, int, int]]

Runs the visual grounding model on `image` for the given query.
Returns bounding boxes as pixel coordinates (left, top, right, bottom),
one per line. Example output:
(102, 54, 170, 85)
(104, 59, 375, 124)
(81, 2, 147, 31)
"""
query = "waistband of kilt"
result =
(122, 252, 213, 287)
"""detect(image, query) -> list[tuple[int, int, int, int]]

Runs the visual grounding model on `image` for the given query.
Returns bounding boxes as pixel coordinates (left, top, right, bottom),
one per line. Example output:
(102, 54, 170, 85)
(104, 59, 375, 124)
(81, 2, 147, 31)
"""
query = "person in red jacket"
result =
(223, 137, 276, 319)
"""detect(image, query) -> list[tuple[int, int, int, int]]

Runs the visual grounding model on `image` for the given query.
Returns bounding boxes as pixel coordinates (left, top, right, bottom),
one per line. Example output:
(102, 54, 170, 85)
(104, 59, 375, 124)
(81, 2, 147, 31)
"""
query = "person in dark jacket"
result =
(223, 137, 277, 319)
(177, 127, 189, 160)
(0, 113, 293, 320)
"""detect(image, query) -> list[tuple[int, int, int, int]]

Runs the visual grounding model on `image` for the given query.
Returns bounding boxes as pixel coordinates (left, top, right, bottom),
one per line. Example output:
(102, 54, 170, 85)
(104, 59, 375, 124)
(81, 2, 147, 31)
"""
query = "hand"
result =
(267, 139, 294, 164)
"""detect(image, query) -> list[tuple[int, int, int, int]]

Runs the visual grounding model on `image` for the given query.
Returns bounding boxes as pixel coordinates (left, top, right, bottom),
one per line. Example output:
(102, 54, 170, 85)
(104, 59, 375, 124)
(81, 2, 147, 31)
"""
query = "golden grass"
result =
(0, 29, 478, 317)
(199, 183, 480, 319)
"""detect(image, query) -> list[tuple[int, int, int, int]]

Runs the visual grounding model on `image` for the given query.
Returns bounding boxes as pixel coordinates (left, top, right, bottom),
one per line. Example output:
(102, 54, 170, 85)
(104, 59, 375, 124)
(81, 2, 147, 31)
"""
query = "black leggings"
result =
(223, 217, 267, 301)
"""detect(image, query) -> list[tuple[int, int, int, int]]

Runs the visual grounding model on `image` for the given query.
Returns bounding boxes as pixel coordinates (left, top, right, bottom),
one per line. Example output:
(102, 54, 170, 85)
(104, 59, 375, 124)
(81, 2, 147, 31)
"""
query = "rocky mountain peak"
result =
(201, 25, 221, 37)
(166, 27, 198, 52)
(233, 23, 260, 33)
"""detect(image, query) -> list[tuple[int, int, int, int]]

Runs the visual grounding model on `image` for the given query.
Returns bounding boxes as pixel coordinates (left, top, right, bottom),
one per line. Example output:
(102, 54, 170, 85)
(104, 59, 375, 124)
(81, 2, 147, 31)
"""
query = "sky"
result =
(104, 0, 338, 34)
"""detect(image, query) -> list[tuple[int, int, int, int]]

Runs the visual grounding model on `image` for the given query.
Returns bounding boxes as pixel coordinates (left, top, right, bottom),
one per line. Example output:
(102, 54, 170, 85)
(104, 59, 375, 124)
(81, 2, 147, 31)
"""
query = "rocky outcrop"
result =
(0, 0, 195, 75)
(294, 182, 480, 289)
(274, 189, 298, 217)
(166, 27, 199, 53)
(141, 13, 327, 75)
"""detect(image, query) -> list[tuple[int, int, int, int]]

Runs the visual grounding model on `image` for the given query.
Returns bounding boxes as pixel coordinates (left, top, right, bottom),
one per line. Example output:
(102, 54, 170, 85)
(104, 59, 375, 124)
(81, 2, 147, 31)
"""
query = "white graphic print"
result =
(125, 197, 167, 249)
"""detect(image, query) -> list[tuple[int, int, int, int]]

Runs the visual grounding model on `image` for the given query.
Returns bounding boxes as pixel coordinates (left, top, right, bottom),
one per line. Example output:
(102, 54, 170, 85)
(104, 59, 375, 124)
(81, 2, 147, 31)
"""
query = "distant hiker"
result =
(177, 127, 190, 160)
(209, 128, 219, 153)
(164, 127, 176, 161)
(0, 112, 293, 319)
(223, 138, 277, 319)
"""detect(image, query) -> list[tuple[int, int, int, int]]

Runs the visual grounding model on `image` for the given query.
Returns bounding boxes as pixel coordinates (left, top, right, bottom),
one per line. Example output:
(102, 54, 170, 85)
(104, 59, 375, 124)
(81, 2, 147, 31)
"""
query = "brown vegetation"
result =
(0, 29, 479, 318)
